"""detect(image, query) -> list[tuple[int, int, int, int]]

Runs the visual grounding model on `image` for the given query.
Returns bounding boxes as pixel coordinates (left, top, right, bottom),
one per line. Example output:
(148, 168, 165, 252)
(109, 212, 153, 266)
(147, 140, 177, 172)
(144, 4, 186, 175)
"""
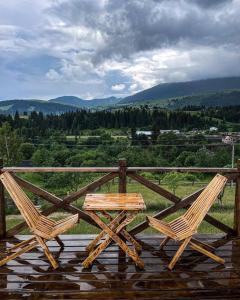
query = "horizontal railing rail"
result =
(2, 167, 119, 173)
(128, 167, 239, 173)
(2, 166, 239, 173)
(0, 158, 240, 239)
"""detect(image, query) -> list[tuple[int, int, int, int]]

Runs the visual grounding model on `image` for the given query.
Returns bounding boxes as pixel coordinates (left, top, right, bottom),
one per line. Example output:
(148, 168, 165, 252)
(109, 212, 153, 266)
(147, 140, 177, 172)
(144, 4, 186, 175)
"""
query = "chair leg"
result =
(189, 240, 225, 265)
(191, 237, 215, 252)
(55, 236, 64, 249)
(36, 236, 59, 269)
(0, 240, 38, 266)
(160, 237, 170, 250)
(7, 237, 36, 253)
(168, 237, 191, 270)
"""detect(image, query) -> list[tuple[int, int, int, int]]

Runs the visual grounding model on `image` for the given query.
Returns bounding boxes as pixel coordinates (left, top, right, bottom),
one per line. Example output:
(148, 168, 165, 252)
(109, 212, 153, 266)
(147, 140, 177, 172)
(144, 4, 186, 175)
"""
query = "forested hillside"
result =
(1, 85, 240, 116)
(121, 77, 240, 104)
(164, 90, 240, 108)
(0, 106, 225, 137)
(0, 97, 121, 115)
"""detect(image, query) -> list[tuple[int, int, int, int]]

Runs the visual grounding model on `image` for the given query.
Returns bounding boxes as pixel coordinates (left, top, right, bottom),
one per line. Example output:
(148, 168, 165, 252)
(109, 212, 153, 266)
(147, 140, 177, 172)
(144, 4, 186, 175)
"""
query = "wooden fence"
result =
(0, 158, 240, 239)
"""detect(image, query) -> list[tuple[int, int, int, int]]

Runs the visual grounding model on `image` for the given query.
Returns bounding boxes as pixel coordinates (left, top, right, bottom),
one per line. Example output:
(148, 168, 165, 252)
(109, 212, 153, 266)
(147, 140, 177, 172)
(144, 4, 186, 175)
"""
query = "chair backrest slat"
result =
(0, 172, 40, 229)
(184, 174, 227, 230)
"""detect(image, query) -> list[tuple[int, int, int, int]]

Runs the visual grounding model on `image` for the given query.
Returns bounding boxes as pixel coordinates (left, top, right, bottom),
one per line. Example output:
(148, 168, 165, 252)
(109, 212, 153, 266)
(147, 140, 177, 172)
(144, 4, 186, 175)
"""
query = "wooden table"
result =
(82, 193, 146, 269)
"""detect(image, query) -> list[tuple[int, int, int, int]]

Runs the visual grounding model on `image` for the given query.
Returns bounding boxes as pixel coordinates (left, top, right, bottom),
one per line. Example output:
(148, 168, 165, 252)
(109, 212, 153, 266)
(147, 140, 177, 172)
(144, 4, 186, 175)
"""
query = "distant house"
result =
(135, 130, 180, 136)
(160, 130, 180, 135)
(136, 131, 152, 136)
(210, 127, 218, 132)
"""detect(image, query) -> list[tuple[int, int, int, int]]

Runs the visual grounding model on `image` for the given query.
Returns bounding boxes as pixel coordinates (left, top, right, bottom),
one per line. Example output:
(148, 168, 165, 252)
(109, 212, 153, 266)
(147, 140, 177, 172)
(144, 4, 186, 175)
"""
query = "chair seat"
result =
(52, 214, 79, 237)
(147, 216, 193, 241)
(34, 214, 79, 239)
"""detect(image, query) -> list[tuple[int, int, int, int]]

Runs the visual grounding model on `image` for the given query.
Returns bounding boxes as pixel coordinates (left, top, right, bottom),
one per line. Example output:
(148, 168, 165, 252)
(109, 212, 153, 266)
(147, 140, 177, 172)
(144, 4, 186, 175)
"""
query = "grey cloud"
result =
(0, 0, 239, 99)
(191, 0, 232, 8)
(49, 0, 240, 64)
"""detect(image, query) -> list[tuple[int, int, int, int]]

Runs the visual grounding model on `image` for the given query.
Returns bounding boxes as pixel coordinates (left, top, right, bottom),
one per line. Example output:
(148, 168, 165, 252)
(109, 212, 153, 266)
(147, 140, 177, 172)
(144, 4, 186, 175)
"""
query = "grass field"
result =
(6, 180, 235, 235)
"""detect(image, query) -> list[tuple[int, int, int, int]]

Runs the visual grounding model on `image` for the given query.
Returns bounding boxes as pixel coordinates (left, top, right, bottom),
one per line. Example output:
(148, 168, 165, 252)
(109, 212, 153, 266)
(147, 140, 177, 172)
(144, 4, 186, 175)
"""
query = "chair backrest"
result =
(184, 174, 227, 230)
(0, 172, 41, 229)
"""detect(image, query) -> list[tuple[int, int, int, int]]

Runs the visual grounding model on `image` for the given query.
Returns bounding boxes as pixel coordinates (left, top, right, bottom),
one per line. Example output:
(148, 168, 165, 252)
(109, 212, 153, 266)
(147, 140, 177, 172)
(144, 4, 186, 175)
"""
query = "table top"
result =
(83, 193, 146, 211)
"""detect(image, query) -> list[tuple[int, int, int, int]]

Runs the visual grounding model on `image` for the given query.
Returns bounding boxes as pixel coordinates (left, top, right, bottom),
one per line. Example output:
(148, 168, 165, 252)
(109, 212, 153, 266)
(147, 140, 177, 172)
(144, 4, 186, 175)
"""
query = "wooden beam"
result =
(204, 214, 235, 236)
(0, 159, 6, 238)
(3, 167, 118, 173)
(6, 172, 117, 237)
(128, 172, 181, 204)
(3, 166, 238, 174)
(118, 159, 127, 193)
(127, 167, 238, 173)
(12, 174, 96, 225)
(58, 172, 118, 207)
(234, 159, 240, 236)
(130, 187, 204, 235)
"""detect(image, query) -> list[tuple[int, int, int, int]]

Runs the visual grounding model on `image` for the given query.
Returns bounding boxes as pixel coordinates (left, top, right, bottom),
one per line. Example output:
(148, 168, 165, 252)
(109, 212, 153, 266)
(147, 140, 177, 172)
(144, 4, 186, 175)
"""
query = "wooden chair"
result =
(0, 171, 79, 269)
(147, 174, 228, 270)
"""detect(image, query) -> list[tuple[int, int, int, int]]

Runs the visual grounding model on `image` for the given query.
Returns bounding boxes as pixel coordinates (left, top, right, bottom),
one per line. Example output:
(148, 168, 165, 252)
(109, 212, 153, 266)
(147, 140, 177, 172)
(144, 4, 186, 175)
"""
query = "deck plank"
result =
(0, 234, 239, 299)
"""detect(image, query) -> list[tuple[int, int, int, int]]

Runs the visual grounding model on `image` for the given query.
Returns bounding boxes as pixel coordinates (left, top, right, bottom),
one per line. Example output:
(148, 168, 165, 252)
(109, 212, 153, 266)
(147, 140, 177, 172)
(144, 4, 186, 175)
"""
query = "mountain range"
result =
(1, 76, 240, 115)
(120, 76, 240, 104)
(0, 96, 121, 115)
(0, 100, 79, 115)
(49, 96, 120, 107)
(162, 90, 240, 109)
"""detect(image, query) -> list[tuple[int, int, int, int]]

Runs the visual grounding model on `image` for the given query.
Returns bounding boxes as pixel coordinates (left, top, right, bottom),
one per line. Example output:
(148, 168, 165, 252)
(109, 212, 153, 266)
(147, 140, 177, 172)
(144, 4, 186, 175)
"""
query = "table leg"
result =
(82, 211, 144, 269)
(86, 211, 126, 252)
(120, 230, 142, 252)
(101, 211, 142, 252)
(83, 213, 125, 268)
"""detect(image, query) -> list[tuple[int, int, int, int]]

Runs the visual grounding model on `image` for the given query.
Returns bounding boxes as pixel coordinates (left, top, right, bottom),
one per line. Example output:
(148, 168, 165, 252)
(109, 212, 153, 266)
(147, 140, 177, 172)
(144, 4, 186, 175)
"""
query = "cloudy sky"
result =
(0, 0, 239, 100)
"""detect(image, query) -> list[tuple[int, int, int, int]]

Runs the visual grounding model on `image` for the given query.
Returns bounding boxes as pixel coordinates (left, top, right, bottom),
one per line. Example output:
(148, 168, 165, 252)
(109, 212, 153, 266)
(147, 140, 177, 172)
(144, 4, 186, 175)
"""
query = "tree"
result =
(0, 122, 22, 165)
(52, 149, 71, 166)
(130, 127, 137, 145)
(31, 148, 54, 166)
(162, 172, 185, 195)
(175, 151, 196, 167)
(195, 147, 214, 167)
(184, 173, 198, 185)
(19, 143, 35, 160)
(151, 123, 159, 144)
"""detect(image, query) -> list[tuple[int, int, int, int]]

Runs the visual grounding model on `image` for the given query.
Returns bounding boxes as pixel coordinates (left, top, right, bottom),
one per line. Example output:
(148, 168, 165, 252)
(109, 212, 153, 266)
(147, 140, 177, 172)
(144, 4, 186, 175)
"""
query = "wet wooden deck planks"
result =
(0, 234, 240, 299)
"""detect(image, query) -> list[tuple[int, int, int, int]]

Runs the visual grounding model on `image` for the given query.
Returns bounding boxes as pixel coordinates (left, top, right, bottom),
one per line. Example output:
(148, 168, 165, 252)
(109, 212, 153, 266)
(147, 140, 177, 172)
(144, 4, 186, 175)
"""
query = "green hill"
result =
(164, 90, 240, 108)
(138, 90, 240, 109)
(120, 76, 240, 104)
(0, 96, 121, 115)
(0, 100, 78, 115)
(49, 96, 120, 107)
(49, 96, 85, 107)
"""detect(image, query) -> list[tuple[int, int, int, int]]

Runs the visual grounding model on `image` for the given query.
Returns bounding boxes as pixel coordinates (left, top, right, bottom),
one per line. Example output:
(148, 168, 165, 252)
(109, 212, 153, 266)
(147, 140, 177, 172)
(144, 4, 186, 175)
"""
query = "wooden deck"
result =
(0, 234, 240, 299)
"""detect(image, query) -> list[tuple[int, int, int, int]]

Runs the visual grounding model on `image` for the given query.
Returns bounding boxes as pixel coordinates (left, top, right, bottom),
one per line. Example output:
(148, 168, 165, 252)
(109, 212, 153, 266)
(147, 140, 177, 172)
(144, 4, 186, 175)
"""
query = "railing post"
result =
(234, 159, 240, 236)
(0, 159, 6, 238)
(118, 159, 127, 193)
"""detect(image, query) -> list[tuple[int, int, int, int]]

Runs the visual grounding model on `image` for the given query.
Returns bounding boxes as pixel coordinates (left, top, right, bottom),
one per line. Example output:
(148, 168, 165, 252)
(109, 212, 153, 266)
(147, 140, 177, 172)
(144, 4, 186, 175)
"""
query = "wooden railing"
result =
(0, 158, 240, 239)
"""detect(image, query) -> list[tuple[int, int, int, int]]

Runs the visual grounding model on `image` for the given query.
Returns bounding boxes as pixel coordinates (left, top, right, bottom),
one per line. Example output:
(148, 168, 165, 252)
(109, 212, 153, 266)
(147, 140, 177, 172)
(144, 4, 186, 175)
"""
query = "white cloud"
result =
(100, 45, 240, 93)
(46, 69, 61, 81)
(129, 83, 142, 95)
(111, 83, 126, 91)
(129, 83, 138, 92)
